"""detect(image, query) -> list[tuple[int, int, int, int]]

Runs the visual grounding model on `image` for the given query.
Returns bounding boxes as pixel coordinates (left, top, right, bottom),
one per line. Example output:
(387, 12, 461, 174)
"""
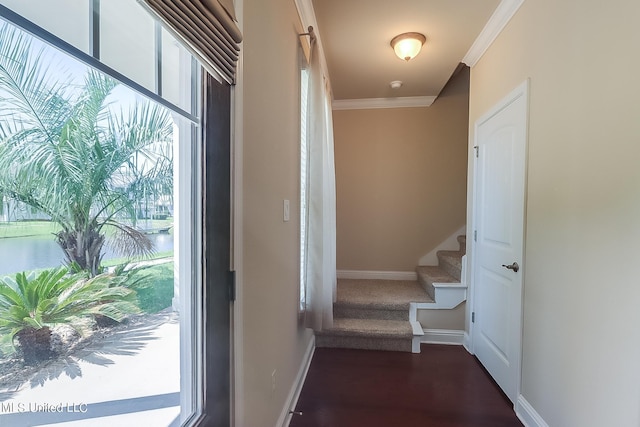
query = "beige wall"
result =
(334, 69, 469, 272)
(467, 1, 640, 425)
(417, 303, 465, 330)
(240, 0, 313, 425)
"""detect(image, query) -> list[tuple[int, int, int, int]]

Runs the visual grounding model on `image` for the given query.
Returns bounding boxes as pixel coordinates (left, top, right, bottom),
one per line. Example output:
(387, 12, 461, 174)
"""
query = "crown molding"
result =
(462, 0, 525, 67)
(332, 96, 437, 111)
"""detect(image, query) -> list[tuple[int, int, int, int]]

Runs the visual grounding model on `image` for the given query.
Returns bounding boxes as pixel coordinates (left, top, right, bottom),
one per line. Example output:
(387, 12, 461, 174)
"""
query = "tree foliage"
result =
(0, 23, 174, 275)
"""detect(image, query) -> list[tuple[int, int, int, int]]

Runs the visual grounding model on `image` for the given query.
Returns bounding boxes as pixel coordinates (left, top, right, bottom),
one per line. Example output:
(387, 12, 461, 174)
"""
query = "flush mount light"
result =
(390, 32, 426, 61)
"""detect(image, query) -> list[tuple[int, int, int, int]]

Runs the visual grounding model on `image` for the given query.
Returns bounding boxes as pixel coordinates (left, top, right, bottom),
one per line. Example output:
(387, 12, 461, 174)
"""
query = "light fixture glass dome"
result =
(390, 32, 426, 61)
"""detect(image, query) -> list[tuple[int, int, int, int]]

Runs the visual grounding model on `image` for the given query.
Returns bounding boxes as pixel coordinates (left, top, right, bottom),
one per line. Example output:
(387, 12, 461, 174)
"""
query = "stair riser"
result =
(457, 235, 466, 255)
(316, 335, 413, 352)
(417, 277, 435, 300)
(437, 255, 462, 281)
(333, 306, 408, 321)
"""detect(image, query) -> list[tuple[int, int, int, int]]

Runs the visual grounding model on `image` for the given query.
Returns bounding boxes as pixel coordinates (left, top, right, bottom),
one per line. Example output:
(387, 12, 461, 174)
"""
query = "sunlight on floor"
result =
(0, 318, 180, 427)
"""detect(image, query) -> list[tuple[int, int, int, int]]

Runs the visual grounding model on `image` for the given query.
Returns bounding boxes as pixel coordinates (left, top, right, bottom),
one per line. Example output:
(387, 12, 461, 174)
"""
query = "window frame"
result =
(0, 4, 233, 426)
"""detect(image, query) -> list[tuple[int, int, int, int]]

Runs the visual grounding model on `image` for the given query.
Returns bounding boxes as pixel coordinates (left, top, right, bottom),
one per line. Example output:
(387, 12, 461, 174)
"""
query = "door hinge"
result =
(472, 312, 475, 323)
(229, 270, 236, 302)
(474, 146, 479, 158)
(474, 230, 477, 241)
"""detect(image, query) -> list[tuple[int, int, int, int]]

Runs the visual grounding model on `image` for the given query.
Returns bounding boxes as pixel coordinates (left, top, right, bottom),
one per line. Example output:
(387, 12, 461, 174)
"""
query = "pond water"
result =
(0, 233, 173, 277)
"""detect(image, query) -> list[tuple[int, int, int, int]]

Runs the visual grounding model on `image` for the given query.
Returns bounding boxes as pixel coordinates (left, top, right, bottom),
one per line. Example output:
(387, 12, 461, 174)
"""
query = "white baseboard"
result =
(421, 329, 465, 345)
(516, 395, 549, 427)
(337, 270, 417, 281)
(277, 336, 315, 427)
(463, 332, 472, 354)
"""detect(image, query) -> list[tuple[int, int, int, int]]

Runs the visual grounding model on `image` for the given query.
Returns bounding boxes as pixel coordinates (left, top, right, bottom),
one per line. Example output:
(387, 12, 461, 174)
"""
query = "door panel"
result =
(472, 81, 528, 403)
(478, 267, 511, 362)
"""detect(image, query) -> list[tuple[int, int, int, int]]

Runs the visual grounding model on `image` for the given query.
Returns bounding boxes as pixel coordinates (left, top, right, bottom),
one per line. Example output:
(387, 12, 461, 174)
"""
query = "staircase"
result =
(316, 235, 467, 353)
(417, 235, 466, 301)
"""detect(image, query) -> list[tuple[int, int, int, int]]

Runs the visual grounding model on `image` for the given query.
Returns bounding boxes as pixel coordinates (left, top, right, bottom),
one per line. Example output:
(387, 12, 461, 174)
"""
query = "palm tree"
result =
(0, 23, 174, 276)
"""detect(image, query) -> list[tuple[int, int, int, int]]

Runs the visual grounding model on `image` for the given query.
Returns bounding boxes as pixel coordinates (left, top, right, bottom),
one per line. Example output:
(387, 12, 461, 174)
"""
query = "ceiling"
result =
(312, 0, 501, 103)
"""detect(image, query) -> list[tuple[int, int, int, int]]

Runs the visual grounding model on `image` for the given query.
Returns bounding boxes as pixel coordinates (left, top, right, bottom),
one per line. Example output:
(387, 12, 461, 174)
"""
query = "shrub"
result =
(0, 267, 140, 365)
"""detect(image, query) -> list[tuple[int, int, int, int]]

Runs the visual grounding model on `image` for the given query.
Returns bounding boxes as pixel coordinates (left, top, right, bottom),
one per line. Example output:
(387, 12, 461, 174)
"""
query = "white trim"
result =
(421, 329, 465, 346)
(412, 285, 467, 310)
(412, 336, 423, 354)
(332, 96, 436, 111)
(337, 270, 417, 281)
(418, 225, 466, 266)
(409, 303, 425, 353)
(294, 0, 332, 93)
(433, 284, 467, 308)
(516, 395, 550, 427)
(463, 332, 472, 353)
(462, 0, 525, 67)
(232, 0, 244, 425)
(277, 337, 316, 427)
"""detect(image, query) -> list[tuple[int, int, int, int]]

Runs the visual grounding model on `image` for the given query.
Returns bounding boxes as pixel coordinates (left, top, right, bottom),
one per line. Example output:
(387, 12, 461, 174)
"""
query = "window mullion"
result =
(90, 0, 100, 59)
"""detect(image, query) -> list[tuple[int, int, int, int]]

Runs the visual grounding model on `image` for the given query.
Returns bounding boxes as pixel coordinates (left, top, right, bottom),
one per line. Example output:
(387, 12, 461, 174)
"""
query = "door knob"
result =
(502, 262, 519, 272)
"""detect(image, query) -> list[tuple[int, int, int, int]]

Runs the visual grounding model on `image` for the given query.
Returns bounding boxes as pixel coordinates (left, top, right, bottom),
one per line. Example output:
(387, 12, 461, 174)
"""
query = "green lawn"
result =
(0, 219, 174, 239)
(102, 251, 174, 268)
(0, 221, 60, 238)
(129, 262, 175, 313)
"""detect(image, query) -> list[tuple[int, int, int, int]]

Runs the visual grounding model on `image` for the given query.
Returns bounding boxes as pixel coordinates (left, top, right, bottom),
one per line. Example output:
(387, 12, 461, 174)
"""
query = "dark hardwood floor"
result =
(290, 344, 523, 427)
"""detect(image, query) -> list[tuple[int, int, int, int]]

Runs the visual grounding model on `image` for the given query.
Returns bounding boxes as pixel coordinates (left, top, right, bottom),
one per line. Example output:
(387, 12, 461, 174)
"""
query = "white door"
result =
(472, 81, 528, 403)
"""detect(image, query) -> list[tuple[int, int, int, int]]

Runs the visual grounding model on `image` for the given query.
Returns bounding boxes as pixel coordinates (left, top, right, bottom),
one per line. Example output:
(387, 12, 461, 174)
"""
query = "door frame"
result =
(468, 79, 529, 403)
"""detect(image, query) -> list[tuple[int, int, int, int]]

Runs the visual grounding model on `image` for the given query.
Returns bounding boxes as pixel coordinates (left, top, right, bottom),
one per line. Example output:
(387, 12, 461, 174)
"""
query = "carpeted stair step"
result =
(416, 265, 458, 300)
(315, 279, 433, 352)
(333, 304, 408, 321)
(436, 250, 463, 281)
(334, 279, 433, 321)
(315, 318, 413, 352)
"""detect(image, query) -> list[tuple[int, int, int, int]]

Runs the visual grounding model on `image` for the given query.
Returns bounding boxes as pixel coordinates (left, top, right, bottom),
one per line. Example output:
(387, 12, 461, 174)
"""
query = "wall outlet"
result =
(283, 200, 290, 222)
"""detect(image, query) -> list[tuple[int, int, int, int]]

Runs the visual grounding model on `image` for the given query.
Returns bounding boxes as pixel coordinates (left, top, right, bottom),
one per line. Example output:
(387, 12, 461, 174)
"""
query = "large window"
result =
(0, 2, 228, 425)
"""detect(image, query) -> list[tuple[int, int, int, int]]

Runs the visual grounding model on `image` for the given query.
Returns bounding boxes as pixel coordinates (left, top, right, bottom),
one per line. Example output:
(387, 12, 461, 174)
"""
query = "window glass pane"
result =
(100, 0, 155, 91)
(0, 0, 90, 53)
(0, 16, 201, 425)
(161, 28, 193, 113)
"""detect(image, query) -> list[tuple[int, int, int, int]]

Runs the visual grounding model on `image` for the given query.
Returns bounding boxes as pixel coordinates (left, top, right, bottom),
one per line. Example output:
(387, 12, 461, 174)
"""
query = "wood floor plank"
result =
(290, 344, 523, 427)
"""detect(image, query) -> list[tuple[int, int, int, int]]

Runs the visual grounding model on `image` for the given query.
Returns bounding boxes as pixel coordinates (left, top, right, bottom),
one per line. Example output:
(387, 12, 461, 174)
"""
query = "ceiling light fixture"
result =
(390, 32, 426, 61)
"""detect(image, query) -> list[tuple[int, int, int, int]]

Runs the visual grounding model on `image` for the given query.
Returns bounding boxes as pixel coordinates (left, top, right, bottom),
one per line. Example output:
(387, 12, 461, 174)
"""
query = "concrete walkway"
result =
(0, 313, 180, 427)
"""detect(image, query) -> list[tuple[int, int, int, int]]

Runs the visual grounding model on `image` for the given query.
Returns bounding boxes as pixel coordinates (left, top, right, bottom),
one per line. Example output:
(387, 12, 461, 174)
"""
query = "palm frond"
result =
(0, 267, 141, 339)
(0, 22, 74, 145)
(106, 221, 154, 259)
(0, 24, 174, 275)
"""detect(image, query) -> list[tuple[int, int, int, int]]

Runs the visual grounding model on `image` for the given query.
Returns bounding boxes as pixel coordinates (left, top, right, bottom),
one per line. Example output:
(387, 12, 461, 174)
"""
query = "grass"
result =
(0, 221, 60, 238)
(102, 250, 174, 268)
(0, 219, 174, 239)
(129, 262, 175, 313)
